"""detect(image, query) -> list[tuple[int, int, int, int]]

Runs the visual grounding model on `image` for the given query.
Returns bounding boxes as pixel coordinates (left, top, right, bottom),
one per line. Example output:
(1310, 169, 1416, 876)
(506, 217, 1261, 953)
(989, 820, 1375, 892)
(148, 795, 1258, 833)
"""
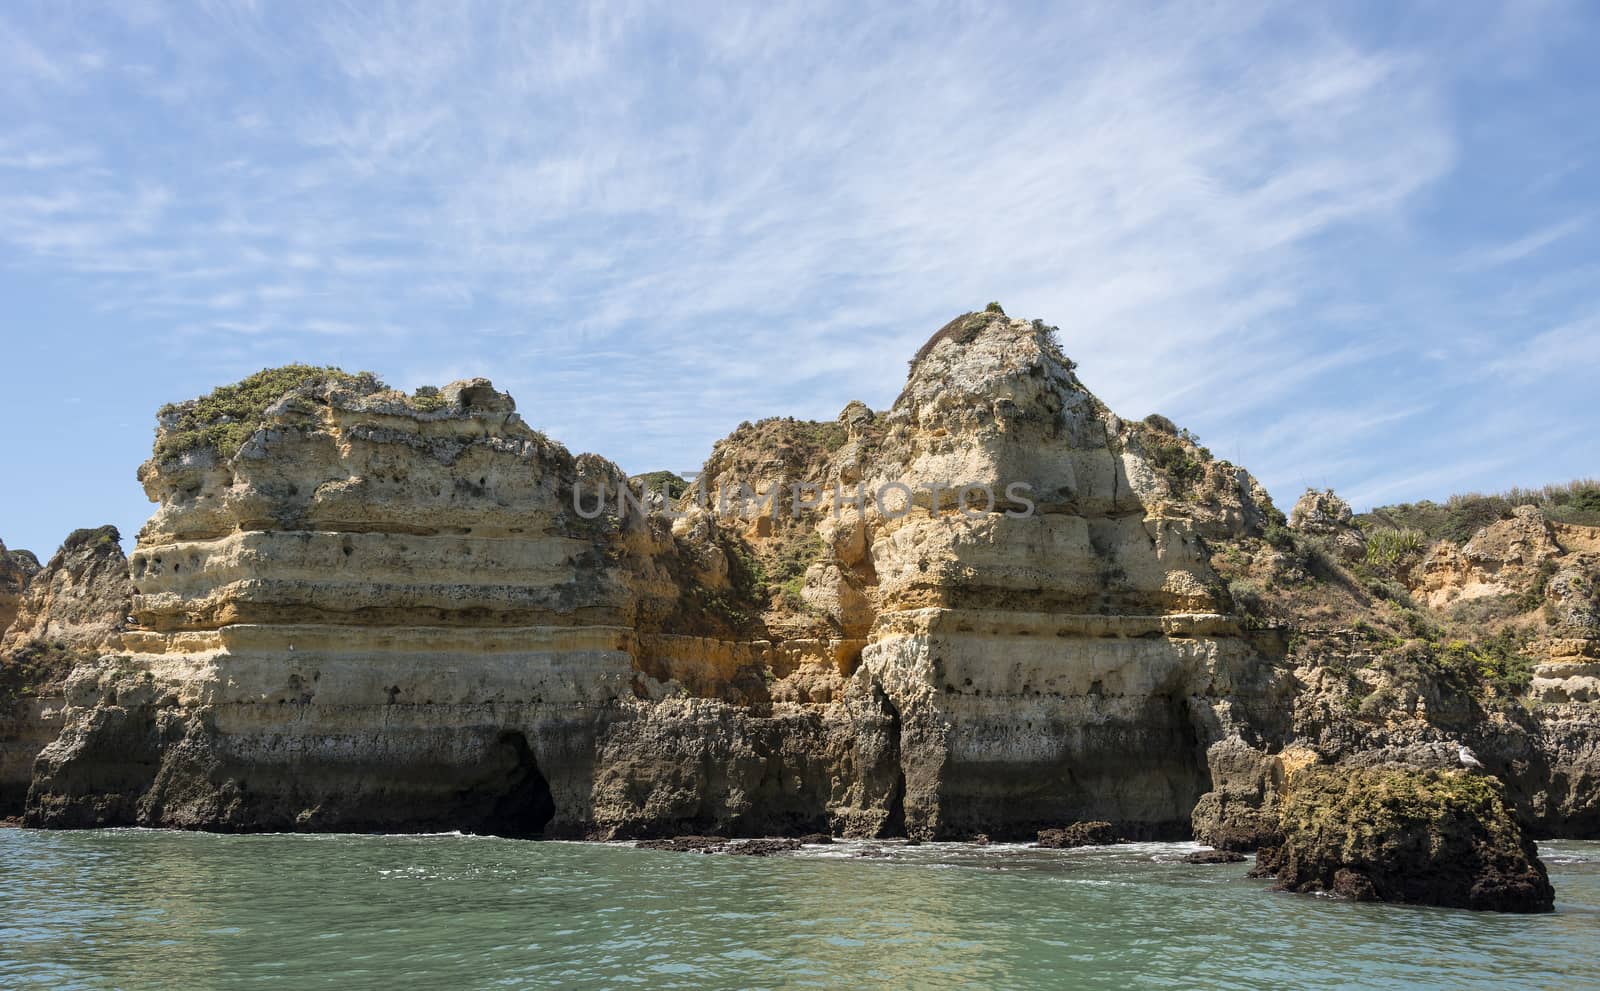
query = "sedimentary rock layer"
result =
(14, 310, 1600, 884)
(0, 526, 129, 813)
(0, 539, 40, 635)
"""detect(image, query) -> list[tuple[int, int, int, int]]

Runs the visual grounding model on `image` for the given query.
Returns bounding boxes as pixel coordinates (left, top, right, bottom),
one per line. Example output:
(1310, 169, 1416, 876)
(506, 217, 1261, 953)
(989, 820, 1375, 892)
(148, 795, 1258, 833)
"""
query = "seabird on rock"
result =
(1457, 744, 1485, 770)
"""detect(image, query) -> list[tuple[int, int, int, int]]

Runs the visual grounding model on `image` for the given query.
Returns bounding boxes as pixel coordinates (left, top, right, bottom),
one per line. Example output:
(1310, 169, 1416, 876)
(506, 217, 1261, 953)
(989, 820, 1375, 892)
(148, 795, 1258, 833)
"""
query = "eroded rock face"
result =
(1416, 506, 1565, 610)
(24, 318, 1287, 840)
(0, 538, 41, 635)
(802, 314, 1289, 839)
(2, 527, 130, 653)
(25, 377, 899, 837)
(1, 526, 131, 814)
(1381, 506, 1600, 830)
(15, 314, 1599, 903)
(1289, 489, 1365, 561)
(1255, 766, 1554, 913)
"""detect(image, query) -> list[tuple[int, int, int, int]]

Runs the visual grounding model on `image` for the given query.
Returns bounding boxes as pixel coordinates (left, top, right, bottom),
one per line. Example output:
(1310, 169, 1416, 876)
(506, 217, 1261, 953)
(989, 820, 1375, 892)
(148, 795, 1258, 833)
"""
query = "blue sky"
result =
(1, 1, 1597, 558)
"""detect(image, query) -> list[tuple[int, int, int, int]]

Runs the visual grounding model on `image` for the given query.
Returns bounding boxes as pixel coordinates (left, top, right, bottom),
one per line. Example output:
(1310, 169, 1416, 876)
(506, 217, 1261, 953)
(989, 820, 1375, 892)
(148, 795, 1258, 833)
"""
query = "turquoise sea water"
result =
(2, 830, 1597, 990)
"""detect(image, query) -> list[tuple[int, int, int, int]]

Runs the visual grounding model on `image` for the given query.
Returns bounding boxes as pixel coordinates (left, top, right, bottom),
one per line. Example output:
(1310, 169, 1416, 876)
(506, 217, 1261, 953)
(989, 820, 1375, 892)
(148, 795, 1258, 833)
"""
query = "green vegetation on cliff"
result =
(155, 365, 384, 461)
(60, 525, 121, 554)
(0, 640, 76, 706)
(630, 471, 690, 499)
(1135, 415, 1213, 494)
(152, 367, 491, 460)
(1359, 479, 1600, 543)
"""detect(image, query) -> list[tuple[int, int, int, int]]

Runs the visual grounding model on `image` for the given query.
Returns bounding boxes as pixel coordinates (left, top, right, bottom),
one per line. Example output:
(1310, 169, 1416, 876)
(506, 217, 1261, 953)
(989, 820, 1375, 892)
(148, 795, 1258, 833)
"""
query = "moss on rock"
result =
(1255, 765, 1554, 912)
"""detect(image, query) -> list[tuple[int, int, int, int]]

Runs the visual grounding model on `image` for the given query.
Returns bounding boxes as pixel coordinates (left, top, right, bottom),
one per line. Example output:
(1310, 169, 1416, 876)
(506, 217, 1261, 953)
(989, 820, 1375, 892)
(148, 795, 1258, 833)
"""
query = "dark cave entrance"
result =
(479, 731, 556, 838)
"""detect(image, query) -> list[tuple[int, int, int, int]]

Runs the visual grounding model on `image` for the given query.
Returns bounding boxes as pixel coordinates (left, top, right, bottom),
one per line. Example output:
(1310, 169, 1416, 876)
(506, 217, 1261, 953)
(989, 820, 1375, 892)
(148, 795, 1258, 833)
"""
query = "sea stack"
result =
(9, 312, 1599, 912)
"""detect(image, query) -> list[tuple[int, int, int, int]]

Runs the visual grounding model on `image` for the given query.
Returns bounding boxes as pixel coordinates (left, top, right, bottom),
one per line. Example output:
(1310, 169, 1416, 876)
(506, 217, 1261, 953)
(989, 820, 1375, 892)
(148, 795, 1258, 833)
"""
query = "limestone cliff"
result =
(1197, 485, 1600, 846)
(1, 526, 130, 813)
(26, 371, 895, 835)
(786, 311, 1284, 838)
(2, 526, 130, 654)
(0, 538, 41, 635)
(17, 312, 1600, 880)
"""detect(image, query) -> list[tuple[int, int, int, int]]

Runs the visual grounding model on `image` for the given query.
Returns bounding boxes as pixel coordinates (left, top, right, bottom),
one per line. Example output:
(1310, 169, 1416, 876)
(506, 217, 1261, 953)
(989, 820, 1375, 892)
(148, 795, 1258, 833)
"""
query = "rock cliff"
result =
(1, 526, 130, 813)
(14, 310, 1600, 910)
(0, 538, 41, 635)
(25, 370, 892, 835)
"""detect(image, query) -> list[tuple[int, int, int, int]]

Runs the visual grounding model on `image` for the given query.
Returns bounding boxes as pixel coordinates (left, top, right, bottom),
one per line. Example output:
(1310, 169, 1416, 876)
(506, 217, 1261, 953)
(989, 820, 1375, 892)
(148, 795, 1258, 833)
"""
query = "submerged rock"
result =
(1182, 849, 1246, 864)
(1254, 766, 1554, 913)
(634, 835, 804, 856)
(727, 838, 804, 856)
(635, 835, 731, 854)
(1036, 821, 1120, 848)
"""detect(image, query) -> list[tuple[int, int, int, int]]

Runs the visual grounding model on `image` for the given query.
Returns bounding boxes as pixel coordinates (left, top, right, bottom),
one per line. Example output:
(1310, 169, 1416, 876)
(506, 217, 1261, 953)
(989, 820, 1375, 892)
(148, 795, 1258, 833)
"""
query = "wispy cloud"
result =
(0, 0, 1597, 558)
(1489, 315, 1600, 382)
(1457, 217, 1588, 271)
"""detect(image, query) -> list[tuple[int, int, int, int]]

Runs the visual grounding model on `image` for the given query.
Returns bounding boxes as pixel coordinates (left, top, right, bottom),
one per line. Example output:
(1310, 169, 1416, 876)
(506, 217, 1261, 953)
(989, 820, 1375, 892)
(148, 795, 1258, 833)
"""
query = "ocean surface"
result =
(2, 830, 1597, 991)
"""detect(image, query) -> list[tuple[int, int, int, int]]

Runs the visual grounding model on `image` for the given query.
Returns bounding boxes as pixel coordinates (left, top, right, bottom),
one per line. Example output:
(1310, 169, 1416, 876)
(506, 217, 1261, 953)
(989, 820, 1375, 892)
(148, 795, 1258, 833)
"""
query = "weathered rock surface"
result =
(1416, 506, 1565, 610)
(1036, 821, 1120, 848)
(0, 538, 41, 635)
(1182, 849, 1245, 864)
(2, 526, 130, 653)
(1, 526, 131, 814)
(24, 373, 898, 837)
(25, 316, 1290, 842)
(1290, 488, 1365, 561)
(796, 313, 1290, 840)
(12, 311, 1599, 912)
(1253, 766, 1554, 913)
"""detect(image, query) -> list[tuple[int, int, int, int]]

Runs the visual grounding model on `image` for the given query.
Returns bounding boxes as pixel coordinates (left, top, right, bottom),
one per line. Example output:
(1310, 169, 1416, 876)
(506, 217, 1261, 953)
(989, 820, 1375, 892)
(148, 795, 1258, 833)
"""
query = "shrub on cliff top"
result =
(1363, 527, 1425, 570)
(1141, 413, 1179, 434)
(154, 365, 384, 461)
(1358, 478, 1600, 543)
(912, 312, 993, 365)
(1137, 421, 1212, 494)
(61, 525, 121, 554)
(630, 471, 689, 500)
(409, 385, 448, 412)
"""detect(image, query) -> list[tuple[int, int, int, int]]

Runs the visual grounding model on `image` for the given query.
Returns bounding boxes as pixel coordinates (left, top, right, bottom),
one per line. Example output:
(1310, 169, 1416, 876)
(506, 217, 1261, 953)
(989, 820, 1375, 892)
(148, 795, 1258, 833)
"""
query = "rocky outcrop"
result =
(1, 526, 131, 814)
(785, 313, 1290, 840)
(2, 526, 130, 653)
(1364, 505, 1600, 833)
(1253, 766, 1554, 912)
(14, 311, 1600, 912)
(1415, 506, 1565, 610)
(0, 538, 41, 635)
(1036, 821, 1120, 848)
(635, 835, 811, 855)
(24, 373, 899, 836)
(25, 317, 1291, 840)
(1289, 489, 1365, 561)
